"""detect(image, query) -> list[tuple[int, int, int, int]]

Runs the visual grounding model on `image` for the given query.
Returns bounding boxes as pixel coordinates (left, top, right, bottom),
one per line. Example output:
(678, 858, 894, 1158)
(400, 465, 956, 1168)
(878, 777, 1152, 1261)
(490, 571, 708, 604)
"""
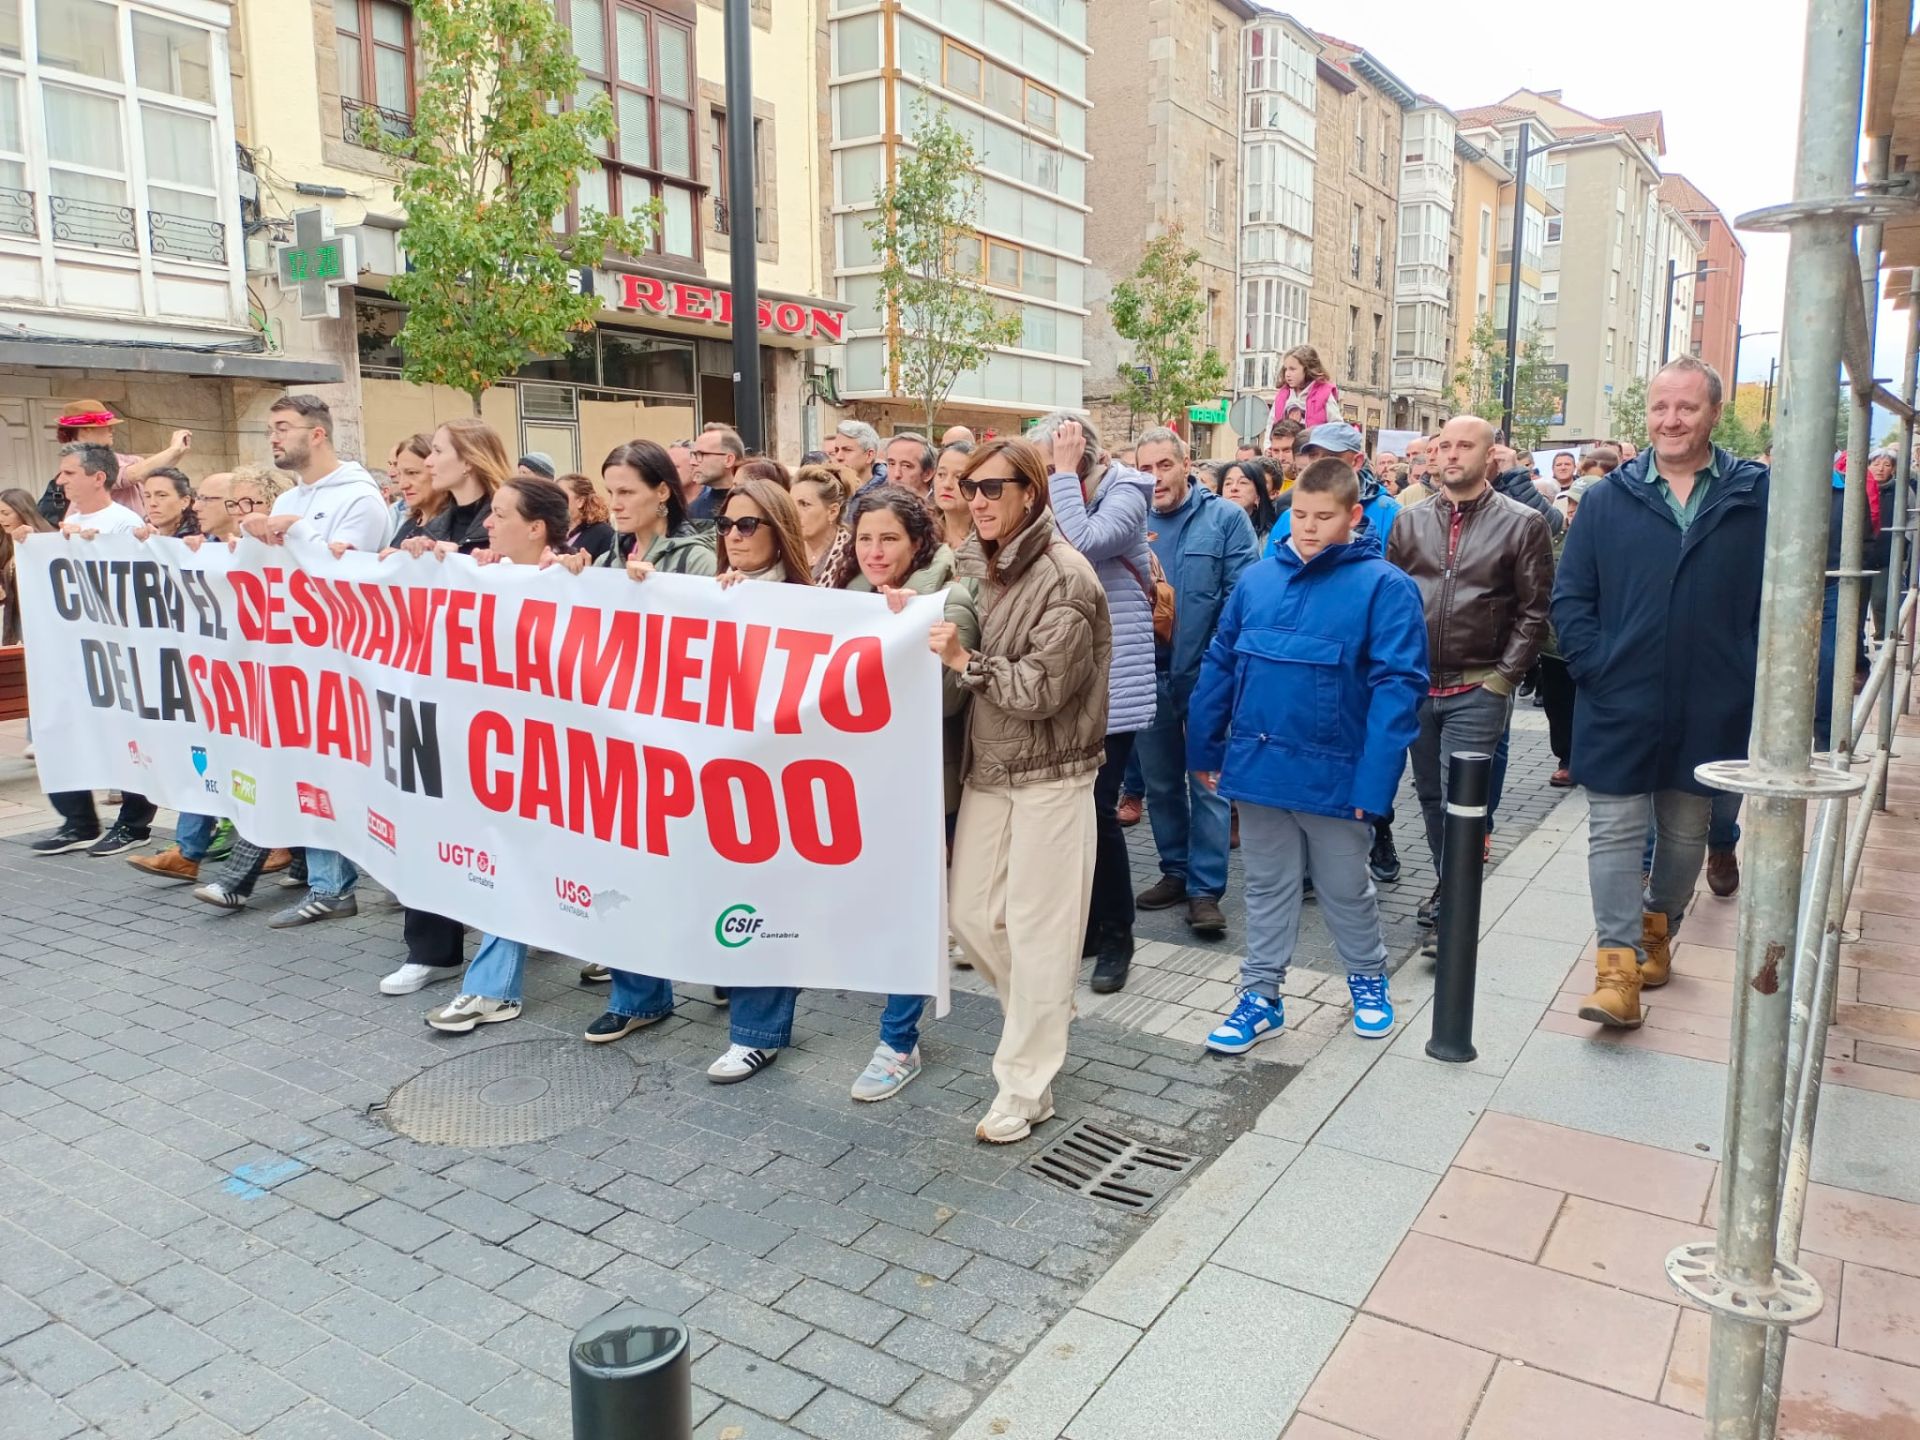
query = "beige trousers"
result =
(949, 773, 1098, 1120)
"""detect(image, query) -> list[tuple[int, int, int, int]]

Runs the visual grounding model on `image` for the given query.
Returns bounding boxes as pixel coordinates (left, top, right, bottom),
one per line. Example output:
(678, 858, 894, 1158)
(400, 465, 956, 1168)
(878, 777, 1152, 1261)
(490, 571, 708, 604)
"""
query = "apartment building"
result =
(1310, 35, 1412, 438)
(0, 0, 333, 484)
(1648, 194, 1702, 376)
(1454, 106, 1557, 370)
(1083, 0, 1255, 457)
(1661, 171, 1746, 381)
(237, 0, 837, 466)
(828, 0, 1092, 437)
(1391, 100, 1455, 433)
(1449, 131, 1510, 394)
(1236, 11, 1319, 409)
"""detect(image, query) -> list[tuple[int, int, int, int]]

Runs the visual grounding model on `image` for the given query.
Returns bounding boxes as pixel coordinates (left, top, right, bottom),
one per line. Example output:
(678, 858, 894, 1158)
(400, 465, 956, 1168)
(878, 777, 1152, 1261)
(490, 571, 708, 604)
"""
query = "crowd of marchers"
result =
(0, 349, 1802, 1148)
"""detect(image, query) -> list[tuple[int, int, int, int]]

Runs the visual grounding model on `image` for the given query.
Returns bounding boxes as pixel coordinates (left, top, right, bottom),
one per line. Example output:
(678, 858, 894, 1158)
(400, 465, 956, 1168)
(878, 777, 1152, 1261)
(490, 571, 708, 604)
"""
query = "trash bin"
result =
(569, 1303, 692, 1440)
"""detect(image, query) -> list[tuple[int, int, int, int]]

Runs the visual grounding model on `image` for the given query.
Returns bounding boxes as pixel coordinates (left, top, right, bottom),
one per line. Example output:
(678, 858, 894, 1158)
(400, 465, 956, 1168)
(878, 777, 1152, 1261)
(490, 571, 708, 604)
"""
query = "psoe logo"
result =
(230, 770, 258, 805)
(367, 810, 396, 851)
(190, 746, 218, 795)
(296, 782, 335, 820)
(555, 878, 593, 917)
(715, 903, 764, 948)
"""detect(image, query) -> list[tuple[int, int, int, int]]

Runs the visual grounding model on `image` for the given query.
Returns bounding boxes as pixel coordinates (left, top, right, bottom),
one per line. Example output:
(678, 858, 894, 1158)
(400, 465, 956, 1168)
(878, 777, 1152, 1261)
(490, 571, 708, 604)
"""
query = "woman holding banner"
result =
(831, 488, 980, 1101)
(409, 419, 505, 554)
(589, 441, 717, 578)
(940, 438, 1110, 1144)
(580, 478, 815, 1082)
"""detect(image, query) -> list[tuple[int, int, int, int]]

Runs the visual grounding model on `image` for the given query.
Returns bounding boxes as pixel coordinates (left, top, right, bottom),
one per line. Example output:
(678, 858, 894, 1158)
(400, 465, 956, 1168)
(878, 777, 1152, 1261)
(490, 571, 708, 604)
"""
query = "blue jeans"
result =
(727, 986, 799, 1049)
(462, 934, 528, 1002)
(1135, 677, 1231, 899)
(1591, 790, 1709, 954)
(608, 971, 675, 1022)
(305, 848, 357, 900)
(1643, 791, 1743, 871)
(1488, 724, 1511, 835)
(1122, 751, 1144, 797)
(176, 813, 218, 862)
(880, 995, 925, 1054)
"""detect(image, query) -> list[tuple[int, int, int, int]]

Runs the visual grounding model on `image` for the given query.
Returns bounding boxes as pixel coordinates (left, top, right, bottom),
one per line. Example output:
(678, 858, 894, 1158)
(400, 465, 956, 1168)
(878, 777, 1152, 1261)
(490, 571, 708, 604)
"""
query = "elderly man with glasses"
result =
(686, 426, 747, 521)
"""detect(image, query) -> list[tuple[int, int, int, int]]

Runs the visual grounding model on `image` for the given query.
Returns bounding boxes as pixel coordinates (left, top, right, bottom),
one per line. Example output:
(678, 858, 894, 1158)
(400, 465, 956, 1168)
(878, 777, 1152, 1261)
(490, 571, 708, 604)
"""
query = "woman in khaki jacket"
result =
(932, 437, 1112, 1143)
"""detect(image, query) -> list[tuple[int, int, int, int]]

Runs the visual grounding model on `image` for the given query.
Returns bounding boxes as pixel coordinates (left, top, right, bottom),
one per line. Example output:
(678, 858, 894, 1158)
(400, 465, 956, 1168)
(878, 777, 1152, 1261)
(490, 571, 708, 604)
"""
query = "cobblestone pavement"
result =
(0, 707, 1564, 1440)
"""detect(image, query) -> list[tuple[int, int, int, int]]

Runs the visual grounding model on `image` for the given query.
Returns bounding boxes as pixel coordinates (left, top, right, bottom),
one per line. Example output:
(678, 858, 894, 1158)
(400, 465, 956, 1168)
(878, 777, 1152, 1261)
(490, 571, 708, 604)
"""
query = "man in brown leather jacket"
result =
(1386, 415, 1555, 935)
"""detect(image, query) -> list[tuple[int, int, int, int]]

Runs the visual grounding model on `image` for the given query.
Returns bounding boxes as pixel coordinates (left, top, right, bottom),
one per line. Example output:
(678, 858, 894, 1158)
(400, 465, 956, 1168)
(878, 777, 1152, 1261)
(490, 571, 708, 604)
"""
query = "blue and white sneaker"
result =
(1348, 974, 1394, 1038)
(1205, 991, 1283, 1054)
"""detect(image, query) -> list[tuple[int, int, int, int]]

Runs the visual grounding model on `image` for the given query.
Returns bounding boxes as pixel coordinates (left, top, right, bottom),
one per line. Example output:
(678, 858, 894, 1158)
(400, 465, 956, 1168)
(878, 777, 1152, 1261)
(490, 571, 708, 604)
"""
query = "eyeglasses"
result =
(689, 448, 728, 460)
(714, 515, 766, 538)
(223, 498, 260, 514)
(958, 478, 1031, 500)
(265, 422, 307, 437)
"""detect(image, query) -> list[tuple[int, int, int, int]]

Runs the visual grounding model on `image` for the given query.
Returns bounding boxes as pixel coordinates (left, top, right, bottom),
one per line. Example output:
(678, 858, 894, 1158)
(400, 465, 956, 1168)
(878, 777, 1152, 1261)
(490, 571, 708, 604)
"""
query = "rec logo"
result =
(230, 770, 258, 805)
(367, 810, 396, 851)
(190, 746, 218, 795)
(296, 782, 336, 820)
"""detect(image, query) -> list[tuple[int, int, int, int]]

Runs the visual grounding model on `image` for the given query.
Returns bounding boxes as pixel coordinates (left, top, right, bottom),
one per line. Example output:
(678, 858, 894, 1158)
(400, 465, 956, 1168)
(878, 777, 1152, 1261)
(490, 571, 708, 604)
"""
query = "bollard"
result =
(570, 1303, 692, 1440)
(1426, 750, 1493, 1064)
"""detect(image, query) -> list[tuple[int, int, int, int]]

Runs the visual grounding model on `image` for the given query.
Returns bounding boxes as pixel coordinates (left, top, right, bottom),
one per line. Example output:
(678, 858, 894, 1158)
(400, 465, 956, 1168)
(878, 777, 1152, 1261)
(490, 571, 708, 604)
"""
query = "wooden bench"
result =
(0, 645, 26, 723)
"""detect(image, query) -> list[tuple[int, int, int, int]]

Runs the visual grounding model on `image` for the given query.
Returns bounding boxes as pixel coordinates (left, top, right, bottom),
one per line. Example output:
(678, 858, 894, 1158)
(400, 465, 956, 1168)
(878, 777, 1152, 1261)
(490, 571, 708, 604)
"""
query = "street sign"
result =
(1226, 394, 1270, 439)
(276, 208, 360, 321)
(1188, 399, 1230, 425)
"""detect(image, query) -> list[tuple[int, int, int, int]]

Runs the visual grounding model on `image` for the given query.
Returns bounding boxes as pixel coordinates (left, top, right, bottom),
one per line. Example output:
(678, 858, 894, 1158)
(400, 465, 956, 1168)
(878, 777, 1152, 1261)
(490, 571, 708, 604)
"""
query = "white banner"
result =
(17, 532, 948, 1008)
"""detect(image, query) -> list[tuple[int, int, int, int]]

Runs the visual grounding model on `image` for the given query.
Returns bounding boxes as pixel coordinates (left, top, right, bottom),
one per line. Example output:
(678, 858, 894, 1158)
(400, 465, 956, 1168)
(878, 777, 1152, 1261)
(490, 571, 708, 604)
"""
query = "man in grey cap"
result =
(516, 452, 558, 480)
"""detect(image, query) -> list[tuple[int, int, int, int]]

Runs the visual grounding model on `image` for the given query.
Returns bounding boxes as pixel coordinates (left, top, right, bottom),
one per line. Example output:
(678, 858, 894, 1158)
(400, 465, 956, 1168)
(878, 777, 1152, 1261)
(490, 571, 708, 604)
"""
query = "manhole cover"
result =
(379, 1040, 641, 1147)
(1025, 1119, 1197, 1214)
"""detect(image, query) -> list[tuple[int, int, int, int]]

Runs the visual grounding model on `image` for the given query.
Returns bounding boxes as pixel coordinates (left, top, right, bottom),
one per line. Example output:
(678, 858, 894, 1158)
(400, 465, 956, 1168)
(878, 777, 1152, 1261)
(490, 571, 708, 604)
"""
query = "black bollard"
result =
(570, 1303, 692, 1440)
(1426, 750, 1493, 1064)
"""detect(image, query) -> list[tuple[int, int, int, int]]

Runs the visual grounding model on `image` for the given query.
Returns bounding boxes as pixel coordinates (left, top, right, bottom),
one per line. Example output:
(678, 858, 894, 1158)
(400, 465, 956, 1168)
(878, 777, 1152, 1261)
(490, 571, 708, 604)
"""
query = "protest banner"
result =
(16, 532, 949, 1007)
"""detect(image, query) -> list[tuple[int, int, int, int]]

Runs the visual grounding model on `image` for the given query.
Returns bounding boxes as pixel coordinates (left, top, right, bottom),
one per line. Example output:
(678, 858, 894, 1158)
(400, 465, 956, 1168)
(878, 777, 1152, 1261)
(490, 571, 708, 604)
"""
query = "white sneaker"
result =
(850, 1045, 922, 1102)
(426, 993, 521, 1033)
(949, 934, 971, 969)
(381, 962, 460, 996)
(706, 1043, 778, 1084)
(975, 1105, 1055, 1145)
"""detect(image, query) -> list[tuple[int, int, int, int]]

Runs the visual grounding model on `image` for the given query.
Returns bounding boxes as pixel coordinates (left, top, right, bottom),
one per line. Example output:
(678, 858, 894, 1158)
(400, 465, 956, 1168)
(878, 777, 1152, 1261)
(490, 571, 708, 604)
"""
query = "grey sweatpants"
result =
(1238, 803, 1387, 997)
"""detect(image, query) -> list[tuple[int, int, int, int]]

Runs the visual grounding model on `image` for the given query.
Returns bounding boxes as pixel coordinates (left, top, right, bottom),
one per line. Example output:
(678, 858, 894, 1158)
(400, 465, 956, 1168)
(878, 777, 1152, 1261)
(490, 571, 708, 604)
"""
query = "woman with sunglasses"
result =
(588, 476, 812, 1084)
(940, 438, 1110, 1143)
(828, 488, 981, 1101)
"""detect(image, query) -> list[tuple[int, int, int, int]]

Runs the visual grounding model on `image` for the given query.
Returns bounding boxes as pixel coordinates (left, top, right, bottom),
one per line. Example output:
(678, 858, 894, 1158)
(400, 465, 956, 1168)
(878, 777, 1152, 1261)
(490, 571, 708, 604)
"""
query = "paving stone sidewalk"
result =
(0, 707, 1561, 1440)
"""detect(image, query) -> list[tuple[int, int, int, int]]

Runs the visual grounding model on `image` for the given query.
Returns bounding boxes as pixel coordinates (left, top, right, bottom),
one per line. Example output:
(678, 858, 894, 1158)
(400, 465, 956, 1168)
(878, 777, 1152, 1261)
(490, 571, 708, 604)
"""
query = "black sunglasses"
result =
(714, 515, 765, 538)
(958, 478, 1032, 501)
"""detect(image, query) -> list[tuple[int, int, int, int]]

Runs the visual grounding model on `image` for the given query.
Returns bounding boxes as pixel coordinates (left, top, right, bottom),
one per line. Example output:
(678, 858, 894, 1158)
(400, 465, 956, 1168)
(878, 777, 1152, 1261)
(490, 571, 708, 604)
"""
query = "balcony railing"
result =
(1346, 345, 1358, 377)
(1370, 353, 1382, 384)
(148, 209, 225, 265)
(0, 186, 34, 238)
(342, 96, 414, 143)
(1349, 243, 1360, 277)
(50, 195, 136, 253)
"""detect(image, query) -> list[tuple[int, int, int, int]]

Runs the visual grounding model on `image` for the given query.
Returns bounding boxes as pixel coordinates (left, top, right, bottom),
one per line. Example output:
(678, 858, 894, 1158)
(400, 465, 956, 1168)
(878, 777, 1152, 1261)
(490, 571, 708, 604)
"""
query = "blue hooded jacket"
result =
(1266, 463, 1402, 555)
(1187, 532, 1429, 820)
(1550, 447, 1769, 796)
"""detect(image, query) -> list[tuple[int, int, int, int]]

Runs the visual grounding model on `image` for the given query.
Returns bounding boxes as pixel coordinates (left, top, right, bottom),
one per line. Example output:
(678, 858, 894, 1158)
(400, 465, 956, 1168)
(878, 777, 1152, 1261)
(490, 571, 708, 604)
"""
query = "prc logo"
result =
(231, 770, 258, 805)
(296, 783, 335, 820)
(715, 903, 764, 948)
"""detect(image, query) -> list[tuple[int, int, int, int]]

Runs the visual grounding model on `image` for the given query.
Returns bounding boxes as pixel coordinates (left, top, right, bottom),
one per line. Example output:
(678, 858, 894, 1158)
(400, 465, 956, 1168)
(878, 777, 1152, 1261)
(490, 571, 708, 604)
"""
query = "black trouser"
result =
(50, 790, 155, 837)
(1536, 656, 1576, 766)
(404, 908, 467, 969)
(1088, 732, 1137, 949)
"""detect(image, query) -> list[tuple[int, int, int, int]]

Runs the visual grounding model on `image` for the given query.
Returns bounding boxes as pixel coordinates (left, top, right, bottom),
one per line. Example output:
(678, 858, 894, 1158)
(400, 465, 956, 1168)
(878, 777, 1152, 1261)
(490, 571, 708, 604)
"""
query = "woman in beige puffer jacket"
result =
(930, 436, 1111, 1145)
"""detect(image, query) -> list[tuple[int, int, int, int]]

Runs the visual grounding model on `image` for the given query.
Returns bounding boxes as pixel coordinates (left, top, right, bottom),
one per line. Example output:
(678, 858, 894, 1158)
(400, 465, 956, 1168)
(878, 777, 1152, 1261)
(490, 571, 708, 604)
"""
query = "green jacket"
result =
(848, 545, 980, 813)
(592, 528, 718, 576)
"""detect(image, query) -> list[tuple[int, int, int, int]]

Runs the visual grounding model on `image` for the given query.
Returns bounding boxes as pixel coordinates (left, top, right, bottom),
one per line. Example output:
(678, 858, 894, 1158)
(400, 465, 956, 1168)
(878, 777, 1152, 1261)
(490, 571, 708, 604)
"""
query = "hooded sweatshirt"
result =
(271, 460, 392, 553)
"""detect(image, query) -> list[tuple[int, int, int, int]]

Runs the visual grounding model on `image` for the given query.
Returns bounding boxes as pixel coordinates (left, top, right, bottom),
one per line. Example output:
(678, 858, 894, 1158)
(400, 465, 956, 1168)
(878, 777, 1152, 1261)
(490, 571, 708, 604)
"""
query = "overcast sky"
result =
(1287, 0, 1819, 387)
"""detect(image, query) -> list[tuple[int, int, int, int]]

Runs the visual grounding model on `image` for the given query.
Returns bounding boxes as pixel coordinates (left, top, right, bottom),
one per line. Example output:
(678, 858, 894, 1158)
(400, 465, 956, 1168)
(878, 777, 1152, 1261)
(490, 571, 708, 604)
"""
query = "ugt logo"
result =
(191, 746, 218, 794)
(715, 904, 764, 949)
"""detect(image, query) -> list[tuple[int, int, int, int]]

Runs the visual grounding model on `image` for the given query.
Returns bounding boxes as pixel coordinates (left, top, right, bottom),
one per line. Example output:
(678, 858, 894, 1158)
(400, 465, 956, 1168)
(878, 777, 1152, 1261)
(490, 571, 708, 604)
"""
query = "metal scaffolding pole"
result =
(1876, 272, 1920, 799)
(1667, 2, 1870, 1434)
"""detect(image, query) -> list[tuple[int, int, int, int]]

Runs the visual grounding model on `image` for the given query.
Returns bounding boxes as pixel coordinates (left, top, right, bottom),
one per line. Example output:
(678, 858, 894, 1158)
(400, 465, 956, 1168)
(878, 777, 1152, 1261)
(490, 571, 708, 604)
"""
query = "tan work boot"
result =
(1640, 911, 1672, 988)
(127, 846, 199, 882)
(1577, 947, 1644, 1029)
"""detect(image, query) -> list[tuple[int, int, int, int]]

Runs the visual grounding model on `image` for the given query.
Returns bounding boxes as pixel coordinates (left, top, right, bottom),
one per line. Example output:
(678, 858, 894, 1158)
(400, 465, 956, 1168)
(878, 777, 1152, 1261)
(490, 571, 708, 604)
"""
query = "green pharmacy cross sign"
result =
(275, 208, 359, 321)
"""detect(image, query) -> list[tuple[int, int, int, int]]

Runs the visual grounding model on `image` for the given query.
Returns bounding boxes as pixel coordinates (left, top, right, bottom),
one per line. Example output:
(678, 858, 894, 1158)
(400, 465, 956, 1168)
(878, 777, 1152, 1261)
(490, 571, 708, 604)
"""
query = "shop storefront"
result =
(352, 269, 848, 473)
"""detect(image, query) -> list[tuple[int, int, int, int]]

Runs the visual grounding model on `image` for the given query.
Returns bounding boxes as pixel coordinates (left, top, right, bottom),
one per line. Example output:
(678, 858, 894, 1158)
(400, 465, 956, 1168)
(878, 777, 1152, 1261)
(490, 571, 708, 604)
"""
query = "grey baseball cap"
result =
(1302, 421, 1365, 455)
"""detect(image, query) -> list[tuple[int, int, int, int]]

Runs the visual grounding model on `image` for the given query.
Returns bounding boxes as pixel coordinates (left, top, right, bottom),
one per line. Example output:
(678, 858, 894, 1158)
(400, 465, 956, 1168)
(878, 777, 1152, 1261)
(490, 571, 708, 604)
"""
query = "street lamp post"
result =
(1662, 261, 1724, 366)
(1500, 128, 1578, 443)
(723, 0, 762, 453)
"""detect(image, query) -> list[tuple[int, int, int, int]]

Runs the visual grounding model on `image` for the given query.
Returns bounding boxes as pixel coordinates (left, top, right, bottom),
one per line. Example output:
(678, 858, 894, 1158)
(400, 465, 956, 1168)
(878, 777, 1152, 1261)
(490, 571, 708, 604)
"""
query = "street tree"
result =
(868, 99, 1022, 432)
(369, 0, 655, 411)
(1451, 314, 1565, 449)
(1609, 377, 1651, 448)
(1108, 225, 1229, 429)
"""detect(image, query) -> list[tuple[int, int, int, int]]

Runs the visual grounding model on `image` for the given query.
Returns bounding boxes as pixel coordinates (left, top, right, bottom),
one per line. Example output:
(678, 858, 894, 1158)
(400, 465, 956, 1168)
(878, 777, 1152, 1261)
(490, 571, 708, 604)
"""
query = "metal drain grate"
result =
(378, 1039, 642, 1147)
(1025, 1119, 1197, 1213)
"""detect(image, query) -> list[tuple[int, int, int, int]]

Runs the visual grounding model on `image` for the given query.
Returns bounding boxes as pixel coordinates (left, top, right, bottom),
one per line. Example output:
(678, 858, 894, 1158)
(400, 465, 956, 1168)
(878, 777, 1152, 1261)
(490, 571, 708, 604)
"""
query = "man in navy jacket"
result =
(1188, 458, 1428, 1050)
(1552, 355, 1768, 1028)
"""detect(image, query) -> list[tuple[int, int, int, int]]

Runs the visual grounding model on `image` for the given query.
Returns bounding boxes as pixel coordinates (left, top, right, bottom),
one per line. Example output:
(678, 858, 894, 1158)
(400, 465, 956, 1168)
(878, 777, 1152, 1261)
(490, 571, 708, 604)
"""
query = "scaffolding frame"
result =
(1659, 3, 1920, 1434)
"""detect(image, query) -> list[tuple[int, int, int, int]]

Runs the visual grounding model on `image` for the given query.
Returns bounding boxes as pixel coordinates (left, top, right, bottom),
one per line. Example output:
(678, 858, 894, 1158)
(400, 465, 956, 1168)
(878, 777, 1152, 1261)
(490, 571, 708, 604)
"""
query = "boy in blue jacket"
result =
(1187, 457, 1429, 1047)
